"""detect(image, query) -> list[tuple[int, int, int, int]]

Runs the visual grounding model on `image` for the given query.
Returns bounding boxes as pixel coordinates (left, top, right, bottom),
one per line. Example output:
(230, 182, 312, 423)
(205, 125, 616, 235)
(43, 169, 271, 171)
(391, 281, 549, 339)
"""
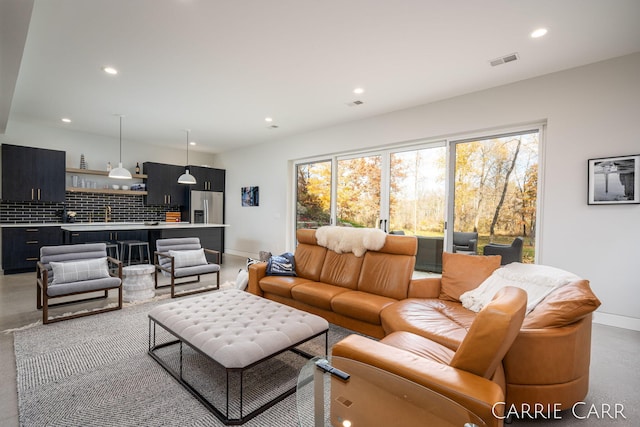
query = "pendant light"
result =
(178, 129, 197, 184)
(109, 115, 132, 179)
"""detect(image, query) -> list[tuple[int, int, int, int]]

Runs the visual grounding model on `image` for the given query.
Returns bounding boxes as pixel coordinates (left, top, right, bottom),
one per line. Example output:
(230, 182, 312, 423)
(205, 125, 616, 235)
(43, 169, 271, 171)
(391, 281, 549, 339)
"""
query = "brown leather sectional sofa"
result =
(248, 229, 601, 419)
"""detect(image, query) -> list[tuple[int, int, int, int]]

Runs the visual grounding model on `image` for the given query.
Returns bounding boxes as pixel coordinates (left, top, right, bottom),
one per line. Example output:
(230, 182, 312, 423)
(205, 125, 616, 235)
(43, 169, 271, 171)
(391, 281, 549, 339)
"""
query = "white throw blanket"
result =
(460, 262, 582, 314)
(315, 226, 387, 257)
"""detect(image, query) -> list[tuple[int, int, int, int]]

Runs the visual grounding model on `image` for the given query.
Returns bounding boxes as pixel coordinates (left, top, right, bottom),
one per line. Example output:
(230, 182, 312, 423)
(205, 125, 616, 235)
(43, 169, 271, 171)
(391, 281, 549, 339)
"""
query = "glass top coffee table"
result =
(297, 356, 486, 427)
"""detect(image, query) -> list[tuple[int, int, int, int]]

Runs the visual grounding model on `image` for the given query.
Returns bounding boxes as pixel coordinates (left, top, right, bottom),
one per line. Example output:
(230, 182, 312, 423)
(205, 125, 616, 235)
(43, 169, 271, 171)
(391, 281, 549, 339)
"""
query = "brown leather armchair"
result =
(332, 286, 528, 427)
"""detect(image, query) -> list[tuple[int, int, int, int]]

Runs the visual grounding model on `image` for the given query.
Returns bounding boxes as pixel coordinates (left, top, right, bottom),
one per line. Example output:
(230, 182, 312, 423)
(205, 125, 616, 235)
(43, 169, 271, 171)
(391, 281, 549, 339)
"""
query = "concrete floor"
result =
(0, 253, 246, 427)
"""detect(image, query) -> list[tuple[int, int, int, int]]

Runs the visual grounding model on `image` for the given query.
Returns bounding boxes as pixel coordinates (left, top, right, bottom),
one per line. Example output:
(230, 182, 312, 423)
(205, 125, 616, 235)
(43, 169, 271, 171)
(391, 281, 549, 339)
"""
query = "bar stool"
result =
(118, 240, 151, 266)
(87, 241, 120, 260)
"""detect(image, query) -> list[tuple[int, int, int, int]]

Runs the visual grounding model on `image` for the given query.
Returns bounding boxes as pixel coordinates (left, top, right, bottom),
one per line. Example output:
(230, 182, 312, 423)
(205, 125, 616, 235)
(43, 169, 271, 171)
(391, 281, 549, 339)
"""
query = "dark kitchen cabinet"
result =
(2, 226, 62, 274)
(188, 166, 225, 192)
(2, 144, 65, 202)
(64, 229, 147, 245)
(143, 162, 187, 206)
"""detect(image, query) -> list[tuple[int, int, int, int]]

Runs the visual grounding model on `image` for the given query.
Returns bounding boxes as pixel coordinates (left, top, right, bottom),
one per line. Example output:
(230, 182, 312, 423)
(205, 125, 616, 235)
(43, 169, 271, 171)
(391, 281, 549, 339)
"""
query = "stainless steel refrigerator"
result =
(190, 190, 224, 224)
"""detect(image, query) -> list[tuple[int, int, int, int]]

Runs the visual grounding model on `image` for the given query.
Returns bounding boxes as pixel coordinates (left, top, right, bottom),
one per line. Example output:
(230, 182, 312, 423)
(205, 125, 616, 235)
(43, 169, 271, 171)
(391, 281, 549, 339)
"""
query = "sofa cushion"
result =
(358, 251, 414, 300)
(291, 282, 350, 310)
(440, 252, 501, 302)
(258, 276, 312, 298)
(293, 242, 327, 281)
(381, 298, 476, 350)
(523, 280, 601, 328)
(381, 331, 456, 365)
(50, 258, 110, 285)
(173, 263, 220, 278)
(331, 291, 398, 325)
(319, 251, 363, 290)
(47, 276, 121, 296)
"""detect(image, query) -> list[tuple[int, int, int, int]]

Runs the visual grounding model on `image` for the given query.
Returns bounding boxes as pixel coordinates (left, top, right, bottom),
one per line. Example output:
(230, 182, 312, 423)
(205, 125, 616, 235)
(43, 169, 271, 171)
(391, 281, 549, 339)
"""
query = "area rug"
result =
(13, 296, 352, 426)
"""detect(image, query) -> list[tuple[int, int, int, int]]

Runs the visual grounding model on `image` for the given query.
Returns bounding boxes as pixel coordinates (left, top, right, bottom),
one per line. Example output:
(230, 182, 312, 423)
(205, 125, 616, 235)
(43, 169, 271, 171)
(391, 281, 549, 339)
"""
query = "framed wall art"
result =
(588, 154, 639, 205)
(241, 186, 259, 207)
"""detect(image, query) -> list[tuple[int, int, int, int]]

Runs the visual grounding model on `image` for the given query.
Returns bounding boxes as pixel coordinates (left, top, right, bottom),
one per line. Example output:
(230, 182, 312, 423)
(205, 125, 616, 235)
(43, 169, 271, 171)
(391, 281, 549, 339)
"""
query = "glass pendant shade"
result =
(109, 115, 132, 179)
(178, 129, 197, 185)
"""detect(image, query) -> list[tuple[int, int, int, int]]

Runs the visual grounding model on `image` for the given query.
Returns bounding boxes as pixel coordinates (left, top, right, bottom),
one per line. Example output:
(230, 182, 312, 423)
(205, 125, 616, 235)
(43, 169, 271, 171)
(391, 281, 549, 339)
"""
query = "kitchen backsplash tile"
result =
(1, 192, 181, 224)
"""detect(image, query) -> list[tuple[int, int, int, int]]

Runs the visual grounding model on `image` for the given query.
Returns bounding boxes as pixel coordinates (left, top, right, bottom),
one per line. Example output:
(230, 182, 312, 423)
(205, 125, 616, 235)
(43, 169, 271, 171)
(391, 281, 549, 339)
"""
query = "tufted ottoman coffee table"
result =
(147, 288, 329, 425)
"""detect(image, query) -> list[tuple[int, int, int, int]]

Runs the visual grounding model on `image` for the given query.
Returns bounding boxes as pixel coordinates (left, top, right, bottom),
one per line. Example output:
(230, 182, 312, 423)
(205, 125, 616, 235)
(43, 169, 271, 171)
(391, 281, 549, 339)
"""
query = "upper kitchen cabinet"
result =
(188, 166, 225, 192)
(143, 162, 187, 206)
(1, 144, 65, 203)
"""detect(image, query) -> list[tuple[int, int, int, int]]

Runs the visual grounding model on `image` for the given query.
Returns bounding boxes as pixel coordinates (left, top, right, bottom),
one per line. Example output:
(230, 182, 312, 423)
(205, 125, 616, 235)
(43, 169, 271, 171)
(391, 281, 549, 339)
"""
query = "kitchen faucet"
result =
(105, 206, 111, 222)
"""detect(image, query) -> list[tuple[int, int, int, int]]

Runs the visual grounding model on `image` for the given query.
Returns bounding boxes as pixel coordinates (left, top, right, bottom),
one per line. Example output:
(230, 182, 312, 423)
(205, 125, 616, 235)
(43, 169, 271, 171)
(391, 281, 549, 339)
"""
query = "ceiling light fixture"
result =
(353, 87, 365, 94)
(265, 117, 273, 122)
(61, 118, 71, 123)
(108, 115, 132, 179)
(102, 66, 118, 75)
(530, 28, 548, 38)
(178, 129, 197, 185)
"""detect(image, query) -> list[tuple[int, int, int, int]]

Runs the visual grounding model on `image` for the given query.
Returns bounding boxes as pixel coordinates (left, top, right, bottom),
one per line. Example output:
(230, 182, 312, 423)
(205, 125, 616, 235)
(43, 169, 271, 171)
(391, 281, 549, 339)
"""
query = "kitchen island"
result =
(1, 222, 228, 274)
(62, 222, 228, 263)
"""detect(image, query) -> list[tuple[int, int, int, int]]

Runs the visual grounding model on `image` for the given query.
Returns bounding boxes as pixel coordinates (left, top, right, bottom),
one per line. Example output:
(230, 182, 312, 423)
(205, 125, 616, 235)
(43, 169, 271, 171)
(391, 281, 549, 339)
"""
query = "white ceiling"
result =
(2, 0, 640, 154)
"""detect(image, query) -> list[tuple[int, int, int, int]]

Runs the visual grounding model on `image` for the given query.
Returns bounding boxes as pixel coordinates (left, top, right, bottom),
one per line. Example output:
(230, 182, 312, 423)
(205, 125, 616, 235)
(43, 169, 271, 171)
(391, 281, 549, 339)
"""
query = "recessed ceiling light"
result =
(189, 141, 196, 146)
(265, 117, 273, 122)
(530, 28, 548, 38)
(61, 118, 71, 123)
(102, 66, 118, 75)
(353, 87, 365, 95)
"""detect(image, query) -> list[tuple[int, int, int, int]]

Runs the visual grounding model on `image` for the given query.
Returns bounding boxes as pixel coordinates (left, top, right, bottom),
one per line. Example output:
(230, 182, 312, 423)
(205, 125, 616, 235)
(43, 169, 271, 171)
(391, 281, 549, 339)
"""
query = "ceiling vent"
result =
(489, 52, 519, 67)
(267, 124, 279, 129)
(346, 100, 364, 107)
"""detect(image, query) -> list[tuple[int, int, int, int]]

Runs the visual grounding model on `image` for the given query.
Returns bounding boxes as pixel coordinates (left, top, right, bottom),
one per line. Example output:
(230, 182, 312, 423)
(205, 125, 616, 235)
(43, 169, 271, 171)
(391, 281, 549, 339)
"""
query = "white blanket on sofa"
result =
(315, 226, 387, 257)
(460, 262, 582, 314)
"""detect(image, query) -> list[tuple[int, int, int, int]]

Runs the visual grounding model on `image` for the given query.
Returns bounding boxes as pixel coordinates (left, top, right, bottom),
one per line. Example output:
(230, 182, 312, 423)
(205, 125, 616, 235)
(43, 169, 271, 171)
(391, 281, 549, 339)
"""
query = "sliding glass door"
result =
(296, 160, 332, 229)
(336, 154, 383, 228)
(388, 147, 446, 237)
(294, 126, 540, 264)
(450, 130, 539, 261)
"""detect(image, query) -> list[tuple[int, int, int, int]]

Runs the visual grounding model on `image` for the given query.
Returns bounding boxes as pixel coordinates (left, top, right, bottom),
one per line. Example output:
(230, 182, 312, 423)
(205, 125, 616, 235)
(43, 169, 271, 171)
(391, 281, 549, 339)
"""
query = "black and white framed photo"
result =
(588, 154, 639, 205)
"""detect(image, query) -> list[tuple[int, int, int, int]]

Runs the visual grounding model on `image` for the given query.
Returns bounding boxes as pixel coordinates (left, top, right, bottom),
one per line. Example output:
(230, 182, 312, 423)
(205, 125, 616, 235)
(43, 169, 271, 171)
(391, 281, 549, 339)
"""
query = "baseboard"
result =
(593, 311, 640, 331)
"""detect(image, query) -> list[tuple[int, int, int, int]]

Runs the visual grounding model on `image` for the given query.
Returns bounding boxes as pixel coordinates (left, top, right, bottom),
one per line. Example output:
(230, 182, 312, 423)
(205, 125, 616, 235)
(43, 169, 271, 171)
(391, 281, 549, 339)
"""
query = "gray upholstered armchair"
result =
(483, 237, 524, 265)
(452, 231, 478, 255)
(37, 243, 123, 324)
(154, 237, 221, 298)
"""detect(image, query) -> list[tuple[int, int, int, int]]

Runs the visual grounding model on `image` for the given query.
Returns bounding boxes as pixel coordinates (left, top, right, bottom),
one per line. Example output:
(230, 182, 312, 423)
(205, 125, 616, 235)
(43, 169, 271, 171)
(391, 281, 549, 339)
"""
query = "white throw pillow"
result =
(50, 258, 110, 285)
(168, 249, 208, 268)
(236, 269, 249, 291)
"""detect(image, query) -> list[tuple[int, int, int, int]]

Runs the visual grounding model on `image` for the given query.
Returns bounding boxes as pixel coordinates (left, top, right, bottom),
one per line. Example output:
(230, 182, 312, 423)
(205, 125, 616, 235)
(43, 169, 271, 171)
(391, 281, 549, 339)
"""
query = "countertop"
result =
(1, 222, 228, 230)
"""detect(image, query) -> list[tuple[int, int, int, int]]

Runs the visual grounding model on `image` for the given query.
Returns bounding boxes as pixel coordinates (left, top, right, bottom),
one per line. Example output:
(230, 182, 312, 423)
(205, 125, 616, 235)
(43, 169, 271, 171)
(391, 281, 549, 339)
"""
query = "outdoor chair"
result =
(483, 237, 524, 265)
(452, 231, 478, 255)
(154, 237, 221, 298)
(37, 243, 123, 324)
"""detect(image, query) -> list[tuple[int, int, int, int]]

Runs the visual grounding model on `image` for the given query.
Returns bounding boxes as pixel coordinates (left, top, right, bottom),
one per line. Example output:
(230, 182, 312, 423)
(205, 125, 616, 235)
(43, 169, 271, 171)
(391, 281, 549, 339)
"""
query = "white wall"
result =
(216, 53, 640, 330)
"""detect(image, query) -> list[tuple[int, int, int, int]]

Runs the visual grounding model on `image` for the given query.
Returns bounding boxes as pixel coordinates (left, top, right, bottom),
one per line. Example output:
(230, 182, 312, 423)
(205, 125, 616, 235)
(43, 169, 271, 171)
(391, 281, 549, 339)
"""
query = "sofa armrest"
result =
(407, 277, 442, 298)
(248, 262, 267, 296)
(332, 334, 504, 426)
